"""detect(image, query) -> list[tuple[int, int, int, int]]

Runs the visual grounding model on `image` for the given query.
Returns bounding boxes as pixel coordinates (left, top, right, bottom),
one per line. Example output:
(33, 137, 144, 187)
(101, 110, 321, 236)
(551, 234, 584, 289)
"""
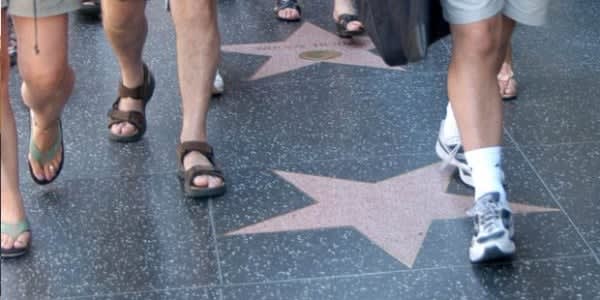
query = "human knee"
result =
(102, 3, 145, 33)
(19, 62, 72, 98)
(172, 1, 217, 29)
(456, 23, 504, 58)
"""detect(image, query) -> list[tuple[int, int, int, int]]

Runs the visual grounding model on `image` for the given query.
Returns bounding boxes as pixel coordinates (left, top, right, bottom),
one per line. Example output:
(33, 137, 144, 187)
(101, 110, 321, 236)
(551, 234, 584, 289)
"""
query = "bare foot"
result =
(1, 195, 30, 254)
(183, 151, 224, 189)
(28, 115, 63, 182)
(109, 95, 144, 138)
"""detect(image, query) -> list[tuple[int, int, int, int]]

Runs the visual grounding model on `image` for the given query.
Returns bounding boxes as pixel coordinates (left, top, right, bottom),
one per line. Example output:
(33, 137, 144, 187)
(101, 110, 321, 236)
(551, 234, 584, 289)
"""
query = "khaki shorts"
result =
(1, 0, 80, 17)
(442, 0, 550, 26)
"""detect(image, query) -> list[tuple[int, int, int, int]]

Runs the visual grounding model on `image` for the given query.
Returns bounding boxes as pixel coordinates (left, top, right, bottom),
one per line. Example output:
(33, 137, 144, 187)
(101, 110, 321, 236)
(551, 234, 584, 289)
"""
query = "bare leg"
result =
(448, 15, 507, 151)
(101, 0, 147, 138)
(170, 0, 223, 189)
(498, 17, 517, 98)
(13, 14, 73, 182)
(1, 8, 30, 252)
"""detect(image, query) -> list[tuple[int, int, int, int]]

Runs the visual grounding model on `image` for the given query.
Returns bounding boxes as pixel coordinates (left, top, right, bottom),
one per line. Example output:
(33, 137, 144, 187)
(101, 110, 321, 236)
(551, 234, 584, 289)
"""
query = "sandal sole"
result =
(1, 248, 28, 258)
(184, 184, 227, 199)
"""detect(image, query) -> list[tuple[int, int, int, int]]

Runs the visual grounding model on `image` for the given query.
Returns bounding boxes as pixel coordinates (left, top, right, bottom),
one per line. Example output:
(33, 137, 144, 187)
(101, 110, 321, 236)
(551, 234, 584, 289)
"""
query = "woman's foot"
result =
(274, 0, 302, 21)
(28, 116, 64, 183)
(498, 62, 518, 100)
(1, 196, 31, 258)
(333, 0, 364, 37)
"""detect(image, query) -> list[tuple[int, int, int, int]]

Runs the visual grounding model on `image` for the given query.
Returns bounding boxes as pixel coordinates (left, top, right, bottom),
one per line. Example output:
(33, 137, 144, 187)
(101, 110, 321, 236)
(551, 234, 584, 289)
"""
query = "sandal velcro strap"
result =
(107, 107, 146, 130)
(274, 0, 301, 13)
(118, 64, 154, 103)
(177, 141, 215, 165)
(184, 165, 224, 187)
(337, 14, 360, 27)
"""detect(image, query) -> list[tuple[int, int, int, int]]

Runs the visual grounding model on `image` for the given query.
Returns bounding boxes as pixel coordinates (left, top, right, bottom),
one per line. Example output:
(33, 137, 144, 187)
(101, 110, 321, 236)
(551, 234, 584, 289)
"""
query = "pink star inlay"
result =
(227, 163, 559, 268)
(221, 22, 404, 80)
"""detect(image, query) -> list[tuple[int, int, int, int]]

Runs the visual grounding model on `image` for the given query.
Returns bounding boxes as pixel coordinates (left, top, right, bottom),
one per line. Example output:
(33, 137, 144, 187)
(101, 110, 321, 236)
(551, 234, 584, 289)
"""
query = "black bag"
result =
(358, 0, 450, 66)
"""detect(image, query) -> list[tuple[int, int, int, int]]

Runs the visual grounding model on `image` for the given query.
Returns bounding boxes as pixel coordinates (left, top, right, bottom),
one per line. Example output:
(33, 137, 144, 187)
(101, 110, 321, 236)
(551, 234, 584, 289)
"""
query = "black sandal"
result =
(335, 14, 365, 38)
(79, 0, 101, 18)
(177, 141, 227, 199)
(107, 63, 155, 143)
(274, 0, 302, 22)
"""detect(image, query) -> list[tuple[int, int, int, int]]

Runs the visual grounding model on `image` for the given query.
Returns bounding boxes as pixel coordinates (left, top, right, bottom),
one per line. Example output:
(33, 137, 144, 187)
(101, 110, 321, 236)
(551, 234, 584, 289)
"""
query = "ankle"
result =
(1, 197, 26, 222)
(465, 146, 506, 200)
(121, 63, 145, 89)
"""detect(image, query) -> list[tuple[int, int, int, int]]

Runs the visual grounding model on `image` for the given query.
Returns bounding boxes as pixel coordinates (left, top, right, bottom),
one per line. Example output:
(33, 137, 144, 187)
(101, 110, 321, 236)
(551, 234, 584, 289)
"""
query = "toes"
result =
(291, 10, 300, 19)
(1, 234, 14, 250)
(193, 175, 210, 188)
(192, 175, 223, 189)
(110, 123, 122, 135)
(13, 232, 31, 249)
(1, 234, 9, 248)
(279, 8, 299, 20)
(347, 21, 363, 31)
(43, 164, 55, 181)
(110, 122, 137, 137)
(121, 123, 138, 137)
(208, 176, 224, 189)
(29, 157, 46, 181)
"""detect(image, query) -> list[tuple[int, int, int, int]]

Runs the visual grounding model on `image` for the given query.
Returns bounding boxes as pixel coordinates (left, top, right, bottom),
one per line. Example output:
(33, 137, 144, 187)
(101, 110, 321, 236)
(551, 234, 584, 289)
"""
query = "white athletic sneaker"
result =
(212, 70, 224, 95)
(435, 120, 473, 187)
(467, 192, 515, 263)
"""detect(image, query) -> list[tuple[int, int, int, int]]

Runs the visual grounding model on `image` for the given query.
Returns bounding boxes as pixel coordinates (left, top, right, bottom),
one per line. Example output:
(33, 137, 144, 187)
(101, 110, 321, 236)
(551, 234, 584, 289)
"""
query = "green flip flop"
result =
(28, 119, 64, 185)
(1, 220, 31, 258)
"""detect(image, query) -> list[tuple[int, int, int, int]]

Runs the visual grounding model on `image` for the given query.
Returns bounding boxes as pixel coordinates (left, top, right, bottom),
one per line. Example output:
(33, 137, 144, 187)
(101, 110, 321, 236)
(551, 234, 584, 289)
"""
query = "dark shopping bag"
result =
(358, 0, 450, 66)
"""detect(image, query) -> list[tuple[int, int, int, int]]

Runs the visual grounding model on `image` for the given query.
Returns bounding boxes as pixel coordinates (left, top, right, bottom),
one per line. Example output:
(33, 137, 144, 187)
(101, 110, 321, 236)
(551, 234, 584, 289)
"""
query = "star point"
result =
(226, 163, 559, 267)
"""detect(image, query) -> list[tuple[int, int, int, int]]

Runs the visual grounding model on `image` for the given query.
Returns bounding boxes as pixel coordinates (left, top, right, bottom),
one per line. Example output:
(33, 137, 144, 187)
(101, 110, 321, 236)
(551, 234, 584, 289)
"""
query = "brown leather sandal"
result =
(107, 63, 155, 143)
(176, 141, 226, 199)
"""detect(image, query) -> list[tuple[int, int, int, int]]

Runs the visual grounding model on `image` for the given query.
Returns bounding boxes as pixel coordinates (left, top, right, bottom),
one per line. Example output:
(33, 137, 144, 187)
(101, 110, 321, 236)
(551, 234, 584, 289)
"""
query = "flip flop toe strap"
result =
(29, 121, 62, 165)
(275, 0, 301, 14)
(1, 220, 30, 240)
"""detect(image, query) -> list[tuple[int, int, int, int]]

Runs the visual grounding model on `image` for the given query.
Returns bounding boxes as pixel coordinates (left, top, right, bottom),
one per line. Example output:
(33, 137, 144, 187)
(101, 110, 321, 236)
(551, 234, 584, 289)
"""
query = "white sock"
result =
(443, 103, 461, 140)
(464, 146, 506, 201)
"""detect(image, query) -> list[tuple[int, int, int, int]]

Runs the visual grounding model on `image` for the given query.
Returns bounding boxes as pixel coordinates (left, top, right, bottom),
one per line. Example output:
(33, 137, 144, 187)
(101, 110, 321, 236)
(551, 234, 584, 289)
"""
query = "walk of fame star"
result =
(221, 22, 404, 80)
(226, 163, 559, 268)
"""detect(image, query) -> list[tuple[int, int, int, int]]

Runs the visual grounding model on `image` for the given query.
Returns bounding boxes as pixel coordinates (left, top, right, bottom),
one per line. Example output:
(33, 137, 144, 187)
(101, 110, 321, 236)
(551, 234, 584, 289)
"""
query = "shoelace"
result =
(467, 199, 502, 234)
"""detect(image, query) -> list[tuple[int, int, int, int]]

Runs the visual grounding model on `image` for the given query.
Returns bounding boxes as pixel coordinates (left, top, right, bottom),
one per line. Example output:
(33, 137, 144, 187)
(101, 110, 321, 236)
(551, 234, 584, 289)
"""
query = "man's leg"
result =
(169, 0, 223, 190)
(447, 14, 517, 263)
(101, 0, 147, 138)
(13, 14, 74, 182)
(1, 8, 30, 253)
(437, 15, 517, 187)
